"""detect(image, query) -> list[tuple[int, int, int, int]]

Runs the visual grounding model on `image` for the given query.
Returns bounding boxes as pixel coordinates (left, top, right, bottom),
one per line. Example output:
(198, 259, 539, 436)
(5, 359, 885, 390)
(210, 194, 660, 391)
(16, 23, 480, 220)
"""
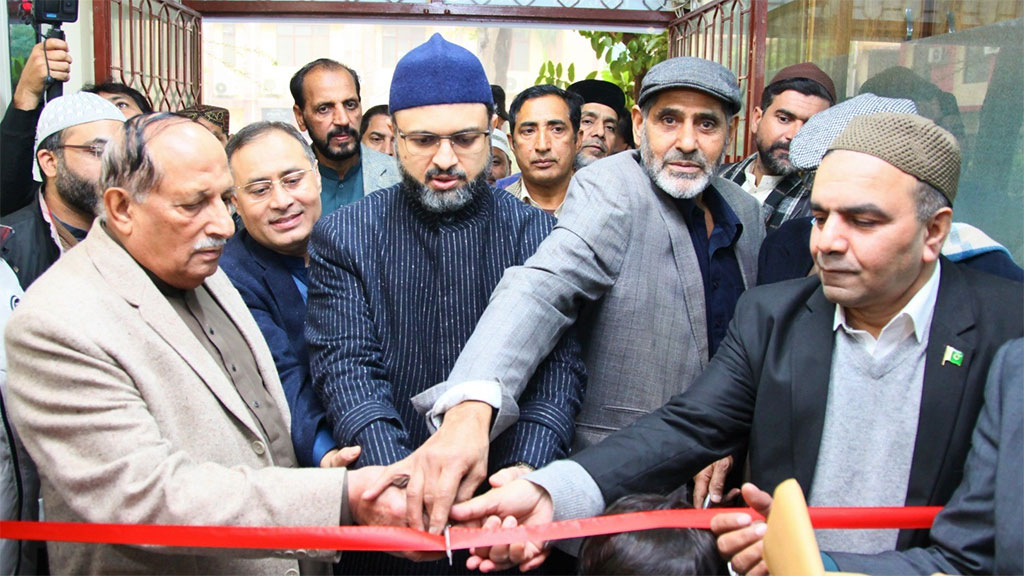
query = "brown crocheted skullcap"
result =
(828, 112, 960, 205)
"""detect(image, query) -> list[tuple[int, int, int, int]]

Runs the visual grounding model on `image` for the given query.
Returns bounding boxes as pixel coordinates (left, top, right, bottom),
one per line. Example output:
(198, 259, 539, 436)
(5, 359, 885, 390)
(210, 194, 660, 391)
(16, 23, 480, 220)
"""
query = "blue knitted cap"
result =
(389, 33, 493, 114)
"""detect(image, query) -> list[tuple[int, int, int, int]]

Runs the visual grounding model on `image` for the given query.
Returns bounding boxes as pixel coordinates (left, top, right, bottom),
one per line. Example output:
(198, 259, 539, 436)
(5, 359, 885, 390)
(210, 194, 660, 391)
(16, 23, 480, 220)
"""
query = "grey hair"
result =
(915, 180, 950, 222)
(98, 113, 191, 219)
(225, 121, 317, 169)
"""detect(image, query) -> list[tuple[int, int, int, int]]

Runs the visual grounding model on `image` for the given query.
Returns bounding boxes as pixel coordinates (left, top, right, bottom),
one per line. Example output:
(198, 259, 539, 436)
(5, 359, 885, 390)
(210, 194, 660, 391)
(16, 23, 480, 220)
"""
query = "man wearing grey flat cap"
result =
(446, 111, 1021, 573)
(370, 56, 763, 554)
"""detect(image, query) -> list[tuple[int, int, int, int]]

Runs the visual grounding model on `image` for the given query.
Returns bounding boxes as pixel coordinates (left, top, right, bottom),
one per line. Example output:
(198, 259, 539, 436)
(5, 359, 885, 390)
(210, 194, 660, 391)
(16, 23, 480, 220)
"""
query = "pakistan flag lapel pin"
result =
(942, 345, 964, 366)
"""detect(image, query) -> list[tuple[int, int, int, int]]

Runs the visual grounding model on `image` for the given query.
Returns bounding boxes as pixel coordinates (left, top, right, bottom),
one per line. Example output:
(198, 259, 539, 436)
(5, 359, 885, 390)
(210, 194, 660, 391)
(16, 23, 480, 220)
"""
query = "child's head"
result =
(578, 493, 728, 575)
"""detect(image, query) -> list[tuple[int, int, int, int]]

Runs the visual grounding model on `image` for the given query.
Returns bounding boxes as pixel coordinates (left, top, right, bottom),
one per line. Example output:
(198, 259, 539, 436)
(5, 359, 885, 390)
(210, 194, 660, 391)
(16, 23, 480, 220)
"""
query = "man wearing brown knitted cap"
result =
(449, 113, 1023, 573)
(719, 62, 834, 231)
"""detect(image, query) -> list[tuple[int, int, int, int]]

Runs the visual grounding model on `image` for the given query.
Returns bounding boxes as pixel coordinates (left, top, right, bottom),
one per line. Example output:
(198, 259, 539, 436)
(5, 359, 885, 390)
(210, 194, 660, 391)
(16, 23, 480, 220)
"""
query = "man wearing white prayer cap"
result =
(2, 92, 124, 289)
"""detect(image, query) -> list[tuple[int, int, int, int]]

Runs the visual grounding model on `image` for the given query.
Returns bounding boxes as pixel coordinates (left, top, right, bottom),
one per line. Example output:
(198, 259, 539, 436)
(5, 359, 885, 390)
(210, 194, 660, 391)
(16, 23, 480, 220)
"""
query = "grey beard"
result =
(55, 160, 100, 217)
(574, 151, 596, 171)
(640, 129, 724, 200)
(400, 165, 489, 214)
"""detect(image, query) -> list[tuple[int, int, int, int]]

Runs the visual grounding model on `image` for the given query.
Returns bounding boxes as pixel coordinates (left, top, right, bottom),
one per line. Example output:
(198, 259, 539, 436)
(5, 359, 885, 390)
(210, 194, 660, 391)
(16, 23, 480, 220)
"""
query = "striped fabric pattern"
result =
(306, 184, 586, 472)
(719, 154, 812, 231)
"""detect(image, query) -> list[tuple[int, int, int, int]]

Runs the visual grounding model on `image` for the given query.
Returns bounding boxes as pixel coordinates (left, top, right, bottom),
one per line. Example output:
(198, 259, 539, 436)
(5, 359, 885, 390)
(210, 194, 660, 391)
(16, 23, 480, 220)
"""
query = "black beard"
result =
(310, 125, 360, 162)
(55, 158, 100, 217)
(400, 164, 490, 214)
(756, 137, 796, 177)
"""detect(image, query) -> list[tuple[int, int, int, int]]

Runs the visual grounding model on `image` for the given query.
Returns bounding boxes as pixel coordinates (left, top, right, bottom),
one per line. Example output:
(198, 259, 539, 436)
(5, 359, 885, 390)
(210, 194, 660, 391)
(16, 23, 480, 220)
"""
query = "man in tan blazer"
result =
(4, 113, 402, 574)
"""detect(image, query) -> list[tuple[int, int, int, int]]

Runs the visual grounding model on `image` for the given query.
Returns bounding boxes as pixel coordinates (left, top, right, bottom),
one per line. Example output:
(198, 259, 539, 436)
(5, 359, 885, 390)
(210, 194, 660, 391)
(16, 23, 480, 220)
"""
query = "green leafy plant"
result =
(535, 30, 668, 108)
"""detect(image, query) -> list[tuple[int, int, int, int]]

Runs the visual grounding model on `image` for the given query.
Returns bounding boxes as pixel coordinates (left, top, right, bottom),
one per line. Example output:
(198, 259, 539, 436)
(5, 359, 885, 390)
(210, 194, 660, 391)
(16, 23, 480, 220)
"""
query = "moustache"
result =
(769, 141, 790, 154)
(193, 237, 228, 251)
(425, 165, 468, 180)
(584, 138, 607, 153)
(662, 148, 708, 169)
(326, 126, 359, 141)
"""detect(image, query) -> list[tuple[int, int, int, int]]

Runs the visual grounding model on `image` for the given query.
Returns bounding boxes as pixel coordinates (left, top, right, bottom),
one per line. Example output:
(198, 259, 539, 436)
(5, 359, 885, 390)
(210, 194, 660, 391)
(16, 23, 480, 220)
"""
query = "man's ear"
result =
(922, 206, 953, 263)
(631, 104, 643, 148)
(37, 148, 58, 180)
(750, 106, 764, 136)
(293, 104, 307, 132)
(104, 187, 134, 237)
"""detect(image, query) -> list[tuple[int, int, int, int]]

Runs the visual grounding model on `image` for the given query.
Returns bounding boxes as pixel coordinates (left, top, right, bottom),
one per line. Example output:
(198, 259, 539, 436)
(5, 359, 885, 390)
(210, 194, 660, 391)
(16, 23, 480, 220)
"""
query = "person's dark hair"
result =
(82, 81, 154, 114)
(289, 59, 361, 110)
(616, 111, 635, 150)
(225, 121, 316, 168)
(578, 494, 728, 576)
(508, 84, 584, 137)
(491, 84, 509, 122)
(359, 104, 390, 138)
(761, 77, 835, 111)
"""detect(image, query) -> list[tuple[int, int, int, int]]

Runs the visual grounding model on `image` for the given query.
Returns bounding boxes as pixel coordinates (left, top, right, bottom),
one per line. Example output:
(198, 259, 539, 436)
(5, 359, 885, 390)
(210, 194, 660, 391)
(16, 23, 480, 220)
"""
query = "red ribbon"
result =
(0, 507, 939, 551)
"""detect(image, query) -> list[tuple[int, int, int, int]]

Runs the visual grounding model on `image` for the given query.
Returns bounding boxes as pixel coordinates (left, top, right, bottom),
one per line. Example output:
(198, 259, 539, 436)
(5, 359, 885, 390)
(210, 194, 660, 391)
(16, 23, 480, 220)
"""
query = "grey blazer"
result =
(417, 150, 764, 449)
(830, 337, 1023, 575)
(360, 145, 400, 196)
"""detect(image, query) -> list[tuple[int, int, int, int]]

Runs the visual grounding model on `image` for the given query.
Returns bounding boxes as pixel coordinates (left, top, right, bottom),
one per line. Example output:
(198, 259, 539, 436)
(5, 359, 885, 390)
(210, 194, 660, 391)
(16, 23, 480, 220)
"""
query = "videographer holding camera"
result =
(2, 1, 152, 218)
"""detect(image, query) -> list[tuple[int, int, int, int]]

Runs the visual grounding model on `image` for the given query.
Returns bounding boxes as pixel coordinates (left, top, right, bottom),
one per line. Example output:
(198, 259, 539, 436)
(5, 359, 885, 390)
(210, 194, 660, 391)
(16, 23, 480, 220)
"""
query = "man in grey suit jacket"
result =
(290, 59, 400, 215)
(448, 113, 1022, 572)
(4, 114, 402, 574)
(363, 57, 765, 533)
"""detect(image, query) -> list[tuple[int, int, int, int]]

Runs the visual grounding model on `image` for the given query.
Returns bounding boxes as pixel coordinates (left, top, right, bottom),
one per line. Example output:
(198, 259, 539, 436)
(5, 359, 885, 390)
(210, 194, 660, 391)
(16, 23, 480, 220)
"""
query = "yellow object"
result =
(763, 479, 827, 576)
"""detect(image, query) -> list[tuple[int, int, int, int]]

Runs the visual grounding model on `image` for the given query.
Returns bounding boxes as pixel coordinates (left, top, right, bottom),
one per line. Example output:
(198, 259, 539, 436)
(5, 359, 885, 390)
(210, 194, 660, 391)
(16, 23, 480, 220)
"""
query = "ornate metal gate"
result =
(92, 0, 202, 111)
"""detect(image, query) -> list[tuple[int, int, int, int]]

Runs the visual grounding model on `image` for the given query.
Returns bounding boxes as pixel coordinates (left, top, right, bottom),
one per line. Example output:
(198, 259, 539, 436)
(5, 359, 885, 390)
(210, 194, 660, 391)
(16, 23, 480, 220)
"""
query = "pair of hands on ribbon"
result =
(342, 402, 534, 563)
(439, 479, 776, 573)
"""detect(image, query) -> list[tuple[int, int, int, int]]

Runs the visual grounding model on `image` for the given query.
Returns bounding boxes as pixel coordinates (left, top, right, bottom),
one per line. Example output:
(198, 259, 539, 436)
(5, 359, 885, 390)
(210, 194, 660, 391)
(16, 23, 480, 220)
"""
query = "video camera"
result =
(26, 0, 79, 100)
(32, 0, 79, 25)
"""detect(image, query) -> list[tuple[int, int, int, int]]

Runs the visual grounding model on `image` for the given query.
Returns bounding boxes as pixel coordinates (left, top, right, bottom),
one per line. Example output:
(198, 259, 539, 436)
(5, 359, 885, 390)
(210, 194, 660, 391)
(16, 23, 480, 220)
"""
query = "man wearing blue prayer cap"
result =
(305, 33, 585, 574)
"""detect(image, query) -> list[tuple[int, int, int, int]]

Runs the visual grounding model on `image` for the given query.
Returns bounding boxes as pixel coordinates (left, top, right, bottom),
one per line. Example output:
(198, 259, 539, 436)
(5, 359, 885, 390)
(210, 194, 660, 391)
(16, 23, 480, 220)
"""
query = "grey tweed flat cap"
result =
(789, 93, 917, 170)
(637, 57, 742, 116)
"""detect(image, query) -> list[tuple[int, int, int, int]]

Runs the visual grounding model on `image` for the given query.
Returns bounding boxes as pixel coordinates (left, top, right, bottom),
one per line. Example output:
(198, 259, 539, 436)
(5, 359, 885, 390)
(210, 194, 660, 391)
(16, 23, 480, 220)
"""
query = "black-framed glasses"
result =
(55, 143, 106, 158)
(396, 129, 491, 156)
(234, 169, 314, 201)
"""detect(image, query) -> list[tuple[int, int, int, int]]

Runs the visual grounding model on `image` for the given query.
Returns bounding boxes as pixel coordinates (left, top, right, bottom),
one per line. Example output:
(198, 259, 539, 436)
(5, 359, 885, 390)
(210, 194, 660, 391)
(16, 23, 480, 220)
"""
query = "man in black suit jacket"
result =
(449, 113, 1023, 572)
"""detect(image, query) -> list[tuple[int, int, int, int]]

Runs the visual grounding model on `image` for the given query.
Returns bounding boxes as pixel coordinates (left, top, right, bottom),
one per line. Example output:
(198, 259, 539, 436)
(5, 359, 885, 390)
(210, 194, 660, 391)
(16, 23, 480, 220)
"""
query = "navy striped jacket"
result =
(306, 183, 586, 472)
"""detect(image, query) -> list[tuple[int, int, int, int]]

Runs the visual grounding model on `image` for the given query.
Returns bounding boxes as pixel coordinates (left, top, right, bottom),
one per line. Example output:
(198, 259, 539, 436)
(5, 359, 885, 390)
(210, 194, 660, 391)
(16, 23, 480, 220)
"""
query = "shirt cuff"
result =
(425, 380, 503, 431)
(312, 424, 338, 467)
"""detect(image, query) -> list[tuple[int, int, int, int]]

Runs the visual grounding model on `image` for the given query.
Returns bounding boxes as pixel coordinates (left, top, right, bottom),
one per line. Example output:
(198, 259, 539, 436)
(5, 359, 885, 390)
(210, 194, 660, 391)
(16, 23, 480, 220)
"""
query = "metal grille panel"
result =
(93, 0, 202, 111)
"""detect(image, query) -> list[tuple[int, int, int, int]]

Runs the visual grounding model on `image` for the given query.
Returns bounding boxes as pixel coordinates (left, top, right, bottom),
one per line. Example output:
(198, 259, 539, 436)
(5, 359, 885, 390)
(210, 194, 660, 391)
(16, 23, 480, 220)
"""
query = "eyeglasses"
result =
(234, 169, 314, 201)
(396, 129, 491, 156)
(55, 143, 106, 158)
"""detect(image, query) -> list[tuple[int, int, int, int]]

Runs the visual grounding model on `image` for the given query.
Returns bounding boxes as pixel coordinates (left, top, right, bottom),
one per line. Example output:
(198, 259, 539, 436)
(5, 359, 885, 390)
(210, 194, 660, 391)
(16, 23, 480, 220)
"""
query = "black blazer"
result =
(573, 259, 1023, 549)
